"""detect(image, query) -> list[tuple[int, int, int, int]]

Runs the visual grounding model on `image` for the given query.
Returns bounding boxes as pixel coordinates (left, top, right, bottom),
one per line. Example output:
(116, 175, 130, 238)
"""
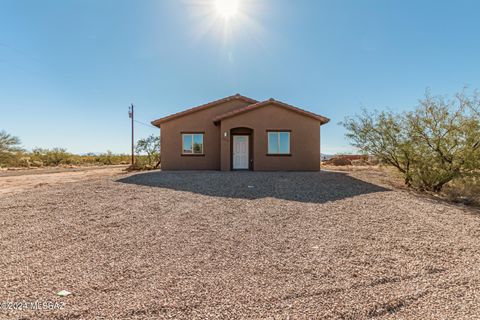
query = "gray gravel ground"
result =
(1, 170, 480, 319)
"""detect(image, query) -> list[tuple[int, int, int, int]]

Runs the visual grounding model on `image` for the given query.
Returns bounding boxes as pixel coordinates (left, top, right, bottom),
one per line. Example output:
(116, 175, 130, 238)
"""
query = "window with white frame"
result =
(267, 131, 290, 155)
(182, 133, 204, 154)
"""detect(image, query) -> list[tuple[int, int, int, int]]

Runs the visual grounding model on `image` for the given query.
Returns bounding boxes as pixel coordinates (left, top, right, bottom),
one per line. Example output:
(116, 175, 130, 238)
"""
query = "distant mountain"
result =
(321, 153, 334, 160)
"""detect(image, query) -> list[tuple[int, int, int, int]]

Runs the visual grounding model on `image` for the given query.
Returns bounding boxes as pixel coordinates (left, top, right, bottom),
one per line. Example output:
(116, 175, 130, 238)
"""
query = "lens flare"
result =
(215, 0, 239, 18)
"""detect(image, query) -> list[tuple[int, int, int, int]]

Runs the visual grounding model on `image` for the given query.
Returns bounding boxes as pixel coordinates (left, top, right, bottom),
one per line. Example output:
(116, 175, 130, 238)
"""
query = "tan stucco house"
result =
(151, 94, 329, 171)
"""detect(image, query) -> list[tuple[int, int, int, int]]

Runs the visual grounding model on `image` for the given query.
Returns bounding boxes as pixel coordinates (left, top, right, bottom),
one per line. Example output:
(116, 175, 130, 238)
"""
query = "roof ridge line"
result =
(212, 98, 330, 124)
(151, 94, 258, 126)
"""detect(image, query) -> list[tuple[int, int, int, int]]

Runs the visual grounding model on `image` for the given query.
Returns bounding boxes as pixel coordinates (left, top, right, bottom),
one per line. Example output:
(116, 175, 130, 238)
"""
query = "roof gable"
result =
(151, 94, 257, 127)
(212, 98, 330, 125)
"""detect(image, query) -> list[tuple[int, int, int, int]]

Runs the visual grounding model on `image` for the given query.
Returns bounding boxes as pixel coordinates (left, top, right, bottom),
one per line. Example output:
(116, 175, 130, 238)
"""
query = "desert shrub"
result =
(0, 131, 24, 167)
(135, 135, 160, 168)
(444, 176, 480, 206)
(337, 155, 367, 161)
(31, 148, 71, 166)
(67, 152, 131, 165)
(331, 157, 352, 166)
(367, 156, 380, 165)
(0, 134, 134, 168)
(30, 160, 44, 167)
(96, 151, 115, 165)
(343, 89, 480, 192)
(23, 149, 132, 167)
(351, 159, 368, 166)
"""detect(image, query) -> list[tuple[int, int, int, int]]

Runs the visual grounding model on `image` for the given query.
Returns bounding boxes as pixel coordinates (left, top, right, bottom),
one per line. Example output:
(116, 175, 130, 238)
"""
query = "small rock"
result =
(57, 290, 72, 297)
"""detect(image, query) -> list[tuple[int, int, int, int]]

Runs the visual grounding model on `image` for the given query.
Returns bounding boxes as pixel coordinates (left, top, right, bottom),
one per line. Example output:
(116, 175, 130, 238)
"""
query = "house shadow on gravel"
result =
(117, 170, 389, 204)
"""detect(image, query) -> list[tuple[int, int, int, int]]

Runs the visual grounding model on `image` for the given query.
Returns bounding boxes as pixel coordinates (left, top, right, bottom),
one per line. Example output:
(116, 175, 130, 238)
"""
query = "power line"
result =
(134, 119, 157, 129)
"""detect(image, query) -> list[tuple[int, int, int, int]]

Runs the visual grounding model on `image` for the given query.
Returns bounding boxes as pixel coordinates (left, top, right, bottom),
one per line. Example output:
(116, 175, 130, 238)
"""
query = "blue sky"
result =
(1, 0, 479, 154)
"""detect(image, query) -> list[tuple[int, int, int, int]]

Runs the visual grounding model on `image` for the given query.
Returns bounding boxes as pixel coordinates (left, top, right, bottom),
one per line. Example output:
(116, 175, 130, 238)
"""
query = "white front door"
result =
(233, 135, 249, 169)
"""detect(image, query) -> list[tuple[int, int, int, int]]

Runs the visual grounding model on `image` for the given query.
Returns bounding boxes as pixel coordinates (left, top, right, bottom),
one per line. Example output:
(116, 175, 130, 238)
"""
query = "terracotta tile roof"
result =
(151, 94, 258, 127)
(212, 98, 330, 125)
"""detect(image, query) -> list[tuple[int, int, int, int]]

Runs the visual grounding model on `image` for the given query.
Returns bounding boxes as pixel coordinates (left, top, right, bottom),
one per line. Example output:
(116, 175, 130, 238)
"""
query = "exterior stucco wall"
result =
(220, 103, 321, 171)
(159, 99, 252, 170)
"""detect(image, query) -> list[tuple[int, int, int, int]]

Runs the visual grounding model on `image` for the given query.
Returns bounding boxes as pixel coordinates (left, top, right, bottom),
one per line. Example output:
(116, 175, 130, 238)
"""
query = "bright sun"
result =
(214, 0, 239, 18)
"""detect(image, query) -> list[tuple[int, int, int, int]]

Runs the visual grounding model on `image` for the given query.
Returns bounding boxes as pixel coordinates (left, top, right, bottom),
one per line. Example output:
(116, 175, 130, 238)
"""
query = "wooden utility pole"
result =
(129, 103, 135, 165)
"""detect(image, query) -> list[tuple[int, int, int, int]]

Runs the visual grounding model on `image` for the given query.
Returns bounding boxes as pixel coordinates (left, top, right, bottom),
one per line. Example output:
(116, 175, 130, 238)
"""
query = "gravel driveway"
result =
(1, 170, 480, 319)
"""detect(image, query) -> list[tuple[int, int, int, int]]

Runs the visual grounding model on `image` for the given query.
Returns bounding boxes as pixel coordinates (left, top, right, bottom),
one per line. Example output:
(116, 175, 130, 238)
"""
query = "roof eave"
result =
(320, 117, 330, 125)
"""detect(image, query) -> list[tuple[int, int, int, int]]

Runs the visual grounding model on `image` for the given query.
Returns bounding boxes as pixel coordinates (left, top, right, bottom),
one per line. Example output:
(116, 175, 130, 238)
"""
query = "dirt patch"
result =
(1, 171, 480, 319)
(0, 166, 128, 195)
(323, 165, 480, 208)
